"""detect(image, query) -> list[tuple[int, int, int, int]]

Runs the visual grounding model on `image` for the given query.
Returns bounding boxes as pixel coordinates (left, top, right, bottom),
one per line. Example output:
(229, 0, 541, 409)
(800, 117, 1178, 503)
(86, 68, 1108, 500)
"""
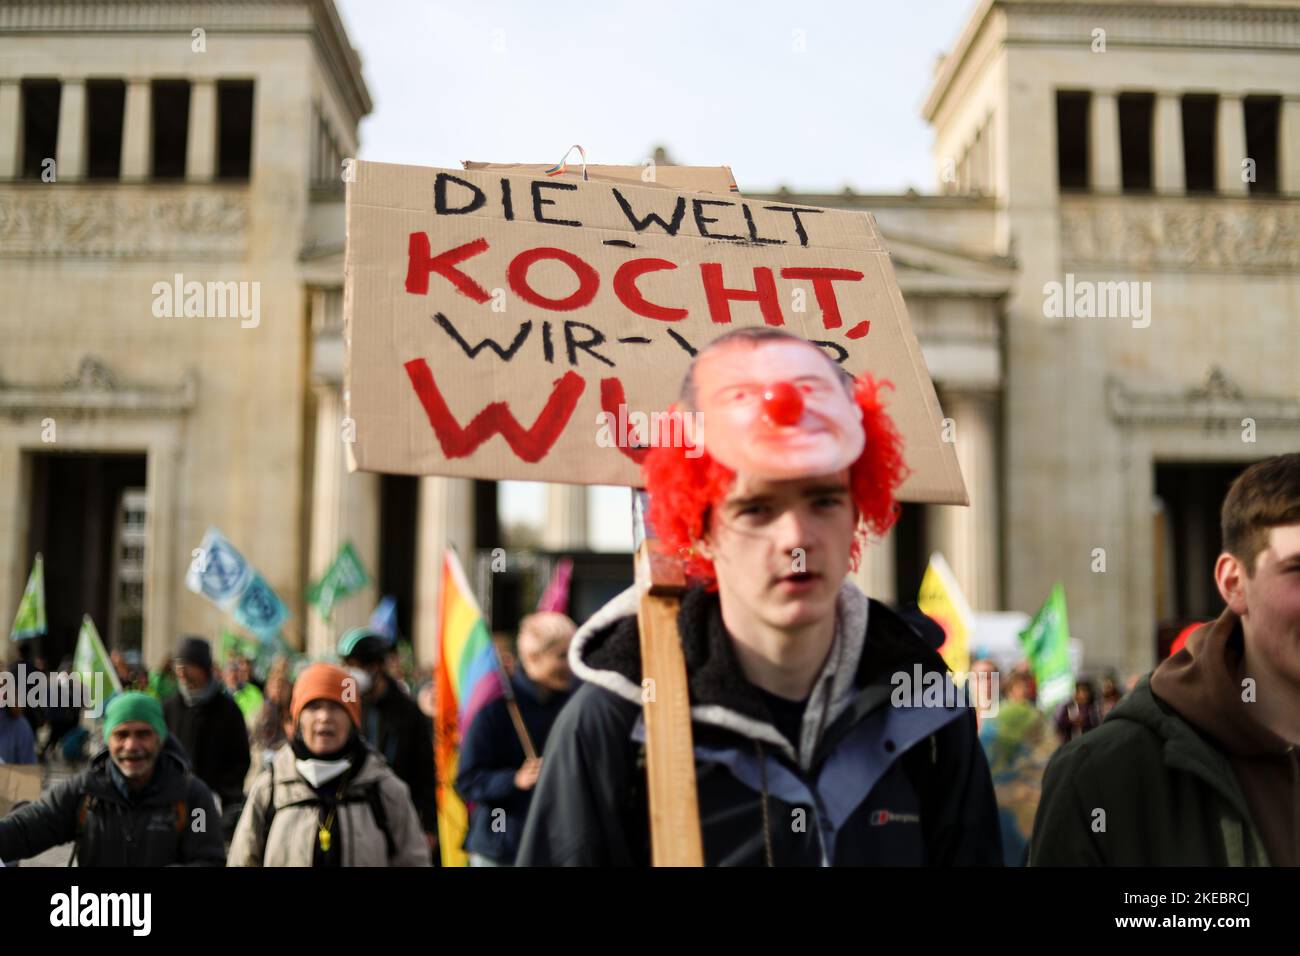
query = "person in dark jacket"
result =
(0, 665, 37, 764)
(1051, 679, 1100, 744)
(456, 612, 576, 865)
(1032, 453, 1300, 866)
(340, 628, 438, 849)
(0, 692, 224, 866)
(517, 329, 1001, 866)
(163, 636, 250, 841)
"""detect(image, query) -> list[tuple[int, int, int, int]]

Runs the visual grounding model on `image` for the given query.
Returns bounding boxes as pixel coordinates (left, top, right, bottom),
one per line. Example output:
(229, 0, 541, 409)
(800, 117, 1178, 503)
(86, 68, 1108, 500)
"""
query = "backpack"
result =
(259, 758, 396, 861)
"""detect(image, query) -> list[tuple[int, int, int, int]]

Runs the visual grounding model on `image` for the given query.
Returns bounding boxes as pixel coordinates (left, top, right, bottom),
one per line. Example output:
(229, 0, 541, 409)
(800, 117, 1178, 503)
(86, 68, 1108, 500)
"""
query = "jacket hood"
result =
(570, 579, 953, 771)
(1103, 670, 1266, 829)
(1149, 607, 1292, 759)
(1148, 606, 1300, 866)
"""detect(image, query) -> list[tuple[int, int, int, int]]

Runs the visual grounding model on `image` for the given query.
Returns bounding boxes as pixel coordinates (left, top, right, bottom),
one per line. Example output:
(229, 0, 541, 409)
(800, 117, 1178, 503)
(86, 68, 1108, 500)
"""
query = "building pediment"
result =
(0, 357, 197, 416)
(883, 231, 1015, 297)
(1108, 366, 1300, 427)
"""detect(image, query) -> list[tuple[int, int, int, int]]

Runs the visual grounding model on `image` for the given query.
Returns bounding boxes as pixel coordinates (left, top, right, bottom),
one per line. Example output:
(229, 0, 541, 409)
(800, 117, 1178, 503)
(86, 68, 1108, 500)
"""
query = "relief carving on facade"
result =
(0, 355, 197, 415)
(1107, 366, 1300, 428)
(1061, 201, 1300, 271)
(0, 189, 248, 257)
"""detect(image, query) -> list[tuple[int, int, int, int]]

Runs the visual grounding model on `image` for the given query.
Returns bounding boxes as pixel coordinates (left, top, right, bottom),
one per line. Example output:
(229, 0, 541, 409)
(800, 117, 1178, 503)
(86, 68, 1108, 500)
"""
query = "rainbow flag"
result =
(434, 549, 504, 867)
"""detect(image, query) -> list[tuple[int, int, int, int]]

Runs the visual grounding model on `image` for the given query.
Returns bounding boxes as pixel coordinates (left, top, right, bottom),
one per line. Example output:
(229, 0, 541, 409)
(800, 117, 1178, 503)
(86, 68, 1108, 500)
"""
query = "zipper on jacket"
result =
(809, 788, 833, 866)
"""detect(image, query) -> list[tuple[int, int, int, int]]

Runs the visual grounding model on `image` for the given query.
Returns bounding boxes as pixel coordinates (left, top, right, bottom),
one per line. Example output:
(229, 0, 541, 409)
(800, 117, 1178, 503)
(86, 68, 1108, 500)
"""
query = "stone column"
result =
(1280, 96, 1300, 196)
(1217, 93, 1248, 196)
(850, 525, 897, 605)
(143, 438, 180, 669)
(984, 116, 997, 198)
(0, 80, 22, 178)
(54, 78, 86, 181)
(304, 381, 382, 657)
(1089, 89, 1121, 192)
(928, 391, 1000, 611)
(0, 444, 24, 658)
(542, 484, 588, 551)
(306, 384, 343, 658)
(1153, 92, 1185, 194)
(186, 78, 216, 181)
(121, 77, 151, 181)
(413, 478, 475, 667)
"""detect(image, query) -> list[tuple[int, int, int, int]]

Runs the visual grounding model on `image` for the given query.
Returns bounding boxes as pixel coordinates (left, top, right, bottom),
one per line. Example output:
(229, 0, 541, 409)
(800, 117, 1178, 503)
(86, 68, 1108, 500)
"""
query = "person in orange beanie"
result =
(228, 663, 430, 866)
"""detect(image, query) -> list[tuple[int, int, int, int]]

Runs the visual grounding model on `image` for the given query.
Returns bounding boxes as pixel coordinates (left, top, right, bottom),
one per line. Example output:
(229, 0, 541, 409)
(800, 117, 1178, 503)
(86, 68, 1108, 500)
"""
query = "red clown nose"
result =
(761, 381, 804, 426)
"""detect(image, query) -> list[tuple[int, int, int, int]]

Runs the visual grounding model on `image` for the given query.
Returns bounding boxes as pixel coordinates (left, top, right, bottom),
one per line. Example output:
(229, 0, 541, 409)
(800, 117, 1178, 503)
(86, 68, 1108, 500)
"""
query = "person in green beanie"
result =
(102, 693, 171, 788)
(0, 692, 225, 866)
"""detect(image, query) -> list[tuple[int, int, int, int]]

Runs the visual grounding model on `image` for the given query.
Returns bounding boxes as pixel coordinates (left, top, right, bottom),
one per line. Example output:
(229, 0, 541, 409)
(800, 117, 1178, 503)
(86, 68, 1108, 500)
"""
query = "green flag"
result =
(73, 615, 122, 715)
(219, 628, 260, 666)
(1018, 583, 1073, 711)
(9, 553, 47, 641)
(307, 541, 371, 621)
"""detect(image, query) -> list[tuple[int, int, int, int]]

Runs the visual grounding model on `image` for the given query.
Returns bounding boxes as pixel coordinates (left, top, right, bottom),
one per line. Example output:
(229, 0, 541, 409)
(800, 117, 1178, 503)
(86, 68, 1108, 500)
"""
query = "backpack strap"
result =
(363, 781, 397, 860)
(69, 792, 97, 867)
(260, 758, 278, 852)
(256, 759, 396, 862)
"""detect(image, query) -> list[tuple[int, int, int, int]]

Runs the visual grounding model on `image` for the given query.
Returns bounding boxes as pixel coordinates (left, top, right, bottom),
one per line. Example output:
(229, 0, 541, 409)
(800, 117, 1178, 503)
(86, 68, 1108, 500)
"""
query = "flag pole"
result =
(446, 546, 537, 760)
(474, 548, 537, 760)
(632, 489, 703, 866)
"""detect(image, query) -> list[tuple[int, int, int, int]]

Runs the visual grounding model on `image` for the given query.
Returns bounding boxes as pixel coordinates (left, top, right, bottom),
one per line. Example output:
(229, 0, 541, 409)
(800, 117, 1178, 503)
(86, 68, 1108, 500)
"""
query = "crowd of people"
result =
(0, 609, 581, 868)
(1, 331, 1295, 868)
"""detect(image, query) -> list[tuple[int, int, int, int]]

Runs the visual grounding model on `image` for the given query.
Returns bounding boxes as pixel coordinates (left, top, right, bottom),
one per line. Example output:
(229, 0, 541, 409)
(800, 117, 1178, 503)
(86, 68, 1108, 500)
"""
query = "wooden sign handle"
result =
(632, 491, 704, 866)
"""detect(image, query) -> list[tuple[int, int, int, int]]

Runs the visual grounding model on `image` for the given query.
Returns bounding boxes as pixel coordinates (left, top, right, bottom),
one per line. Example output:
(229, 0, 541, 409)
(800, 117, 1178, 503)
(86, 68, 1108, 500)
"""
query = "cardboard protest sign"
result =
(344, 161, 966, 504)
(0, 763, 42, 818)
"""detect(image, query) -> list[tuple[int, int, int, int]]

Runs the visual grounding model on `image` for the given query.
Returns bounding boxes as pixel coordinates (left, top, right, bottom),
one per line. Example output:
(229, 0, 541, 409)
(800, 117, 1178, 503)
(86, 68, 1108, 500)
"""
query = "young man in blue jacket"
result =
(517, 328, 1001, 866)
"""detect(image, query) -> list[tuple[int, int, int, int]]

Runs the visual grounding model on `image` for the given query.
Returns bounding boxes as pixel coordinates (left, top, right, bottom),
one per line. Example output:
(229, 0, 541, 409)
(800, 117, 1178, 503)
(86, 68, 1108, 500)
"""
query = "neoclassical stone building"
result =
(0, 0, 372, 665)
(920, 0, 1300, 675)
(783, 0, 1300, 675)
(3, 0, 1297, 677)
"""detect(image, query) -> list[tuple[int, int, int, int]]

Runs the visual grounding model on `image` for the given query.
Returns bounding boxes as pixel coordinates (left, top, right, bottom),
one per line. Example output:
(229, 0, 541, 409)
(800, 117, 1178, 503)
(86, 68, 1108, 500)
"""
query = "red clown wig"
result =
(642, 372, 909, 588)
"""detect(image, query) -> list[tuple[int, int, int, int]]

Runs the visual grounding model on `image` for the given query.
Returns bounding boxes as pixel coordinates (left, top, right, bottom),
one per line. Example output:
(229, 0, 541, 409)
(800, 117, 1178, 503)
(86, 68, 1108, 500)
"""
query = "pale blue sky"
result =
(335, 0, 975, 193)
(334, 0, 978, 549)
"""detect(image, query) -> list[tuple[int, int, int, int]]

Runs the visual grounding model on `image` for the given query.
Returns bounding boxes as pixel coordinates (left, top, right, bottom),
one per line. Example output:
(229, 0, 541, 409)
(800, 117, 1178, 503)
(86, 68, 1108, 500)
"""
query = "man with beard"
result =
(0, 692, 224, 866)
(164, 636, 251, 841)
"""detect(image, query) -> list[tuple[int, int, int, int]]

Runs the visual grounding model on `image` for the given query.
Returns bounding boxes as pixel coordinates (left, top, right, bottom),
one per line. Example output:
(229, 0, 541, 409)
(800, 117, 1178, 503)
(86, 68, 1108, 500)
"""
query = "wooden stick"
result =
(632, 491, 703, 866)
(503, 694, 538, 761)
(485, 596, 537, 761)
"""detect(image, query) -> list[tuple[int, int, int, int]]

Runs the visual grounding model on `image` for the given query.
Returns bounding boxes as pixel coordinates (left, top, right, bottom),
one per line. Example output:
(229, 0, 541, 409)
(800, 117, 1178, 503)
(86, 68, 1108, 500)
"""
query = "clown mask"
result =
(693, 338, 866, 480)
